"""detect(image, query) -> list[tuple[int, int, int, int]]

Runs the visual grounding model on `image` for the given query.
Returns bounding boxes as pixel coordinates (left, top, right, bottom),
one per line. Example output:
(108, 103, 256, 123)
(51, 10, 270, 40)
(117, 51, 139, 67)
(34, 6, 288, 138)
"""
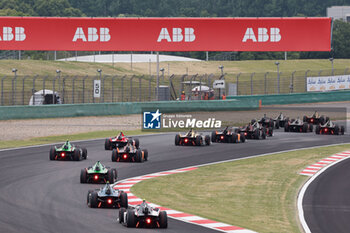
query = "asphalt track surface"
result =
(1, 130, 350, 233)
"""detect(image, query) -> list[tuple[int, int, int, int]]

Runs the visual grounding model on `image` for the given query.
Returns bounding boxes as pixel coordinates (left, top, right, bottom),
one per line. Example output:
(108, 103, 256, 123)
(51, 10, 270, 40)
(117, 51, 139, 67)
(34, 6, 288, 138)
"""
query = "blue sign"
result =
(143, 109, 162, 129)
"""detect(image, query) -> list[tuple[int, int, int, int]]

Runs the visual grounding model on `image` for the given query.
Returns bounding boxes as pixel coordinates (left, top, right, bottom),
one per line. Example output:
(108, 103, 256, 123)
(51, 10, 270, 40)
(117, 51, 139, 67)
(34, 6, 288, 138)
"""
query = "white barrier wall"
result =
(307, 75, 350, 92)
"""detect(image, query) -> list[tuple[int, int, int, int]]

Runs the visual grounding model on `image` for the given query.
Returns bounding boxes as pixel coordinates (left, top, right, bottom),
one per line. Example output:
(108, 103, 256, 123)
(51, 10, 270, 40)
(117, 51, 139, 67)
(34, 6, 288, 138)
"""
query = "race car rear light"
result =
(146, 218, 151, 224)
(325, 128, 328, 132)
(244, 133, 247, 136)
(94, 175, 99, 180)
(311, 119, 314, 122)
(220, 136, 224, 140)
(123, 154, 127, 159)
(107, 199, 112, 204)
(184, 138, 188, 143)
(61, 152, 65, 157)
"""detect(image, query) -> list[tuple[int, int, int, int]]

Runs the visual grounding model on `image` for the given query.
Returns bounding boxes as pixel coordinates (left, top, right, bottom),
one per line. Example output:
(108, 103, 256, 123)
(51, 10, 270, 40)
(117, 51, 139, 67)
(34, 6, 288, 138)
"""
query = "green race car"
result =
(80, 161, 117, 184)
(49, 140, 87, 161)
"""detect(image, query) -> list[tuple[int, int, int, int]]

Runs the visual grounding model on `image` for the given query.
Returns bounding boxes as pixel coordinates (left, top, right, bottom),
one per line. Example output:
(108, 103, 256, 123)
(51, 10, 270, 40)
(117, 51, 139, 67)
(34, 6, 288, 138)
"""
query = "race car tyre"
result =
(316, 125, 320, 134)
(261, 128, 267, 139)
(111, 150, 118, 162)
(87, 190, 93, 205)
(119, 207, 126, 223)
(284, 123, 289, 132)
(134, 138, 140, 149)
(80, 169, 87, 183)
(335, 125, 340, 135)
(136, 149, 143, 162)
(159, 211, 168, 228)
(269, 121, 274, 128)
(205, 135, 210, 146)
(82, 148, 87, 159)
(126, 209, 136, 227)
(90, 191, 99, 208)
(232, 133, 238, 143)
(275, 120, 280, 129)
(143, 149, 149, 161)
(341, 126, 345, 135)
(303, 116, 307, 122)
(175, 134, 180, 146)
(309, 124, 313, 132)
(105, 138, 111, 150)
(240, 133, 246, 142)
(268, 127, 273, 136)
(120, 191, 128, 208)
(49, 147, 56, 160)
(113, 168, 118, 180)
(211, 131, 216, 142)
(107, 169, 115, 183)
(302, 123, 308, 133)
(253, 129, 260, 139)
(320, 116, 325, 125)
(74, 149, 81, 161)
(195, 136, 202, 146)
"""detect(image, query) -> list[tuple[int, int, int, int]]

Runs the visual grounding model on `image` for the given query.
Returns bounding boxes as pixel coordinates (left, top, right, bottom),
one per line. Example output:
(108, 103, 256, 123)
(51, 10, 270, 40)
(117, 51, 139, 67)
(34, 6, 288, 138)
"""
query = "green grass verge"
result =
(0, 129, 153, 149)
(131, 144, 350, 233)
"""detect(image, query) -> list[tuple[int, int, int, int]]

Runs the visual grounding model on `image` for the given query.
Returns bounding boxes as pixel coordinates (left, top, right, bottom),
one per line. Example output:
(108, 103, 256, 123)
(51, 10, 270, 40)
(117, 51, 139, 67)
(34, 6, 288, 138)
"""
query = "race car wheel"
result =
(320, 116, 325, 125)
(175, 134, 180, 146)
(107, 169, 115, 183)
(253, 129, 260, 139)
(73, 149, 81, 161)
(119, 207, 126, 223)
(111, 150, 118, 162)
(315, 125, 320, 134)
(303, 116, 307, 122)
(195, 136, 202, 146)
(240, 133, 246, 142)
(87, 190, 93, 205)
(341, 126, 345, 135)
(134, 138, 140, 149)
(268, 127, 273, 136)
(82, 148, 87, 159)
(275, 120, 280, 129)
(113, 169, 118, 180)
(211, 131, 216, 142)
(159, 211, 168, 228)
(261, 128, 267, 139)
(302, 123, 308, 133)
(205, 135, 210, 145)
(90, 191, 99, 208)
(269, 121, 274, 128)
(49, 147, 56, 160)
(120, 191, 128, 208)
(143, 149, 149, 161)
(126, 209, 136, 228)
(335, 125, 340, 135)
(284, 123, 289, 132)
(105, 138, 111, 150)
(80, 169, 87, 183)
(136, 149, 143, 162)
(309, 124, 313, 132)
(232, 133, 238, 143)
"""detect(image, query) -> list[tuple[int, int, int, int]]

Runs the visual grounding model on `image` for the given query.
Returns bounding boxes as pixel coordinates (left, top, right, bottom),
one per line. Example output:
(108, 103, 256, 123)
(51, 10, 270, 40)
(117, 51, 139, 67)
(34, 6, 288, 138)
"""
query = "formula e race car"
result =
(87, 182, 128, 209)
(284, 118, 313, 132)
(175, 129, 211, 146)
(49, 140, 87, 161)
(211, 126, 246, 143)
(105, 132, 139, 150)
(111, 142, 148, 162)
(252, 114, 276, 129)
(119, 200, 167, 228)
(273, 112, 290, 128)
(80, 161, 117, 184)
(315, 120, 345, 135)
(236, 122, 272, 139)
(303, 111, 329, 125)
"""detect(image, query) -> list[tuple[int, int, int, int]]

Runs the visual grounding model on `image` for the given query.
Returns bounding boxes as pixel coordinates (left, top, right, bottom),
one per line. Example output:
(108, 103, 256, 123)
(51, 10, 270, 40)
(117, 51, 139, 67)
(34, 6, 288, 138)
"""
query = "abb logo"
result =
(73, 27, 111, 42)
(0, 27, 26, 41)
(157, 28, 195, 42)
(242, 28, 281, 42)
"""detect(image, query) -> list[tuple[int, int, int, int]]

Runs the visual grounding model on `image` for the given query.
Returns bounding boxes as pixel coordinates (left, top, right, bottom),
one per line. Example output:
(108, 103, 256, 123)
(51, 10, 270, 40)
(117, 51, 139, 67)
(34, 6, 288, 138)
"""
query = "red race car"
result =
(105, 132, 139, 150)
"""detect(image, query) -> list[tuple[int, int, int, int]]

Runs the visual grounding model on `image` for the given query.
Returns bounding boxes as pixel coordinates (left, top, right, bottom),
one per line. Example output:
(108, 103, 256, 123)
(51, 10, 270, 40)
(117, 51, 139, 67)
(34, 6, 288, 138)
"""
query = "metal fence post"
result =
(92, 78, 95, 103)
(149, 75, 154, 101)
(72, 76, 78, 104)
(82, 75, 88, 103)
(250, 72, 255, 95)
(318, 70, 323, 76)
(32, 75, 39, 105)
(264, 72, 269, 95)
(236, 73, 241, 95)
(22, 75, 29, 105)
(42, 75, 49, 103)
(62, 76, 67, 104)
(121, 75, 126, 102)
(304, 70, 310, 92)
(139, 75, 143, 102)
(290, 71, 296, 93)
(1, 76, 7, 106)
(11, 74, 17, 105)
(130, 75, 135, 102)
(111, 75, 117, 102)
(52, 75, 58, 104)
(102, 75, 107, 103)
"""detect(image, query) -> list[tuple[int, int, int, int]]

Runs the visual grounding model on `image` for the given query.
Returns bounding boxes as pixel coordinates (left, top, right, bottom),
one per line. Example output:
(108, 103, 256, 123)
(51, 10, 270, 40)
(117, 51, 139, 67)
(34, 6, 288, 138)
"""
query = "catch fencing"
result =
(0, 68, 349, 106)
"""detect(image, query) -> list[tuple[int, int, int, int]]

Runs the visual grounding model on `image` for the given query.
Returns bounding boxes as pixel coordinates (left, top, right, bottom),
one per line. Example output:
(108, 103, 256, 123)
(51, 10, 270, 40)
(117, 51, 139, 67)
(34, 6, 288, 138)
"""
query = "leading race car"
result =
(111, 141, 148, 162)
(211, 126, 246, 143)
(49, 140, 87, 161)
(175, 129, 211, 146)
(235, 122, 272, 140)
(105, 132, 139, 150)
(284, 118, 313, 132)
(119, 200, 167, 228)
(87, 182, 128, 209)
(315, 120, 345, 135)
(80, 161, 117, 184)
(303, 111, 329, 125)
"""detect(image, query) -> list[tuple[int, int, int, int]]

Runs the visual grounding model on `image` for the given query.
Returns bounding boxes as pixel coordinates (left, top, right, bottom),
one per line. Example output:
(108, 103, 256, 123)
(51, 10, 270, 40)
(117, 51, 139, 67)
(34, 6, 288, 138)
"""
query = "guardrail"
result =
(0, 99, 259, 120)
